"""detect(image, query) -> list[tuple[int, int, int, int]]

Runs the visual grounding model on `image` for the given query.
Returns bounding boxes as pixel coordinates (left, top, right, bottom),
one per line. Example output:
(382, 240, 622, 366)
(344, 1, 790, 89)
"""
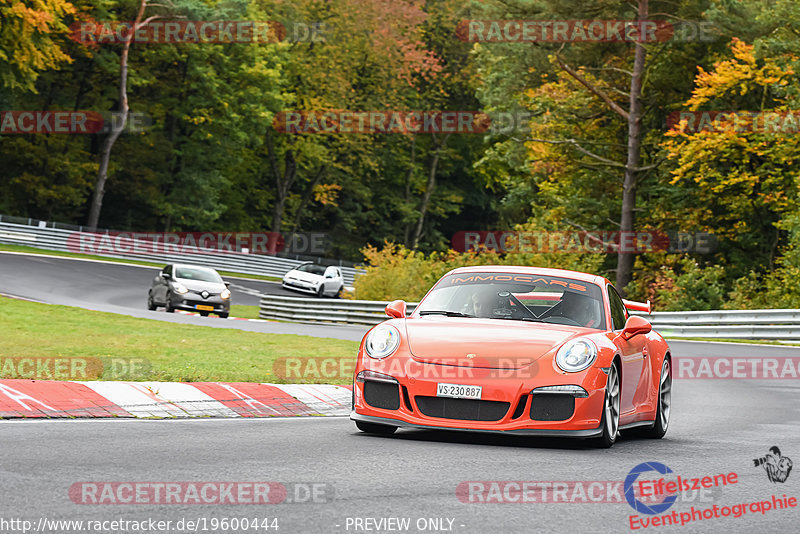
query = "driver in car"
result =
(558, 290, 599, 328)
(471, 289, 499, 318)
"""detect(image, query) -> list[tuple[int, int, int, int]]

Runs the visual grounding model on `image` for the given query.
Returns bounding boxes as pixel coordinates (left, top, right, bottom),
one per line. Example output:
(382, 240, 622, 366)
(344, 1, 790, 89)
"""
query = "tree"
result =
(0, 0, 75, 91)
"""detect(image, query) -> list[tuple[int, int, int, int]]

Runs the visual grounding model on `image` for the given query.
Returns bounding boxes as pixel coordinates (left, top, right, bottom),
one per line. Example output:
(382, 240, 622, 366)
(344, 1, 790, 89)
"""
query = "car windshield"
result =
(415, 272, 606, 329)
(174, 266, 223, 283)
(295, 263, 327, 276)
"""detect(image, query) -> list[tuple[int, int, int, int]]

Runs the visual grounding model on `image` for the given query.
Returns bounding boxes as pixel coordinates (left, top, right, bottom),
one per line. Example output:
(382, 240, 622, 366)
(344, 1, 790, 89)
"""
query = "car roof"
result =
(444, 265, 609, 286)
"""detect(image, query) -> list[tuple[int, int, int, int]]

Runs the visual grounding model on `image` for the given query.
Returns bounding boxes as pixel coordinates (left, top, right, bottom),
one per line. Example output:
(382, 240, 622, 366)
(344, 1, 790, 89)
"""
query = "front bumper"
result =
(282, 280, 320, 295)
(351, 412, 603, 437)
(352, 357, 609, 436)
(169, 295, 230, 314)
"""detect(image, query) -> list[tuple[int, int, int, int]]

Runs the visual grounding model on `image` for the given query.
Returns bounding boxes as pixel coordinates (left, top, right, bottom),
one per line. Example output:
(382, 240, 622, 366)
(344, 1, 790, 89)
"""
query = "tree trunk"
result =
(86, 0, 148, 231)
(403, 136, 417, 246)
(411, 133, 450, 249)
(265, 128, 297, 254)
(615, 0, 648, 296)
(291, 166, 326, 231)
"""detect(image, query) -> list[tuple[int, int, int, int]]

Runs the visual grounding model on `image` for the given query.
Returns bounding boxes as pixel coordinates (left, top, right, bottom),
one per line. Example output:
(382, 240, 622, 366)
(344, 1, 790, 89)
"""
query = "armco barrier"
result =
(259, 294, 800, 340)
(0, 216, 358, 284)
(260, 294, 418, 325)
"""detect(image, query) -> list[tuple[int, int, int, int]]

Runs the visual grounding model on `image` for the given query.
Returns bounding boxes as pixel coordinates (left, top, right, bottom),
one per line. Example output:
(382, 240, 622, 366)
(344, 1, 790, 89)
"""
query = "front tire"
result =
(591, 362, 620, 448)
(165, 293, 175, 313)
(640, 358, 671, 439)
(219, 313, 229, 319)
(147, 293, 157, 311)
(317, 285, 325, 298)
(355, 421, 397, 435)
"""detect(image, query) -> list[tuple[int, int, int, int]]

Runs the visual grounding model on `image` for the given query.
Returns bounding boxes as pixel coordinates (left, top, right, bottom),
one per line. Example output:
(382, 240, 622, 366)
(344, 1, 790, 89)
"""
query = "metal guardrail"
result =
(260, 294, 800, 340)
(635, 310, 800, 341)
(260, 295, 418, 325)
(0, 217, 359, 284)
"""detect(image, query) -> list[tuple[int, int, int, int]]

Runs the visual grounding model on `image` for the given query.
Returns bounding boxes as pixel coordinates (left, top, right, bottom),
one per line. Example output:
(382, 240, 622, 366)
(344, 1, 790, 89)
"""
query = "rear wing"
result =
(623, 299, 652, 314)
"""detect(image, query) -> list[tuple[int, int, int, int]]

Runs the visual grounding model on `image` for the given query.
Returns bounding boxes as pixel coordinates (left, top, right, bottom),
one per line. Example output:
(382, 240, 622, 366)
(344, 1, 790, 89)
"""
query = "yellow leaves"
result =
(686, 39, 794, 110)
(1, 0, 76, 90)
(312, 183, 342, 206)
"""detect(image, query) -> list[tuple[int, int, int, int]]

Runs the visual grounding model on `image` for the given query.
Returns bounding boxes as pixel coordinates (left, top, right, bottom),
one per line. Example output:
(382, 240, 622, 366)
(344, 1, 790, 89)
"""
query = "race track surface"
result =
(0, 252, 367, 341)
(2, 374, 799, 533)
(2, 250, 800, 533)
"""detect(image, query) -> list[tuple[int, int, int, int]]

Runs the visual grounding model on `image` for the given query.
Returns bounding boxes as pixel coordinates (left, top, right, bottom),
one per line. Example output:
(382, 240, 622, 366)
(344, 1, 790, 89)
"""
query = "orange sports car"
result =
(350, 266, 672, 447)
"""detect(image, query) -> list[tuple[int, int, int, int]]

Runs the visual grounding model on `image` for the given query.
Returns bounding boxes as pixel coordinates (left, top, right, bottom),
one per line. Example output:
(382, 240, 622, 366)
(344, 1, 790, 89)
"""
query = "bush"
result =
(352, 239, 605, 302)
(627, 257, 727, 311)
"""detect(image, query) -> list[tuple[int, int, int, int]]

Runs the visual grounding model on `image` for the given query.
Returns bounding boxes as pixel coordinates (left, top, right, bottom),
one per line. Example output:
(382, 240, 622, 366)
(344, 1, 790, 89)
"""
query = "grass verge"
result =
(0, 244, 282, 282)
(230, 305, 261, 320)
(0, 296, 357, 383)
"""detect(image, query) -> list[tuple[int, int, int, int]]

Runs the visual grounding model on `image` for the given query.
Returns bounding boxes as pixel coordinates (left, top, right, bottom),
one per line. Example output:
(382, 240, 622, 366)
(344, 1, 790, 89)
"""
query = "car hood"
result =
(285, 270, 323, 283)
(175, 279, 226, 292)
(405, 317, 585, 369)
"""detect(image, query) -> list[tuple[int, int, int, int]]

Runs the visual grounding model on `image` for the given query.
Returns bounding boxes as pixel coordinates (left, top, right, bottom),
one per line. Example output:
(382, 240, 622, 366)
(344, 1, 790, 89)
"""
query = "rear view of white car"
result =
(282, 262, 344, 297)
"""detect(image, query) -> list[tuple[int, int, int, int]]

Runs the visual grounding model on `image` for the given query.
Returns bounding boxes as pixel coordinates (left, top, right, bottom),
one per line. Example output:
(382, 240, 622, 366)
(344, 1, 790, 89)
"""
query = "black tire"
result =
(355, 421, 397, 435)
(591, 362, 620, 448)
(317, 285, 325, 298)
(199, 311, 210, 317)
(218, 313, 229, 319)
(147, 293, 157, 311)
(165, 293, 175, 313)
(335, 285, 343, 298)
(639, 358, 671, 439)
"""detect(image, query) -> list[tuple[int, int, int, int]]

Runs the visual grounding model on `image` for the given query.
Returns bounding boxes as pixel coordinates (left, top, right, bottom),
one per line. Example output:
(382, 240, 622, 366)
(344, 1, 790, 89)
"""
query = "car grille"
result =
(363, 381, 400, 410)
(529, 393, 575, 421)
(414, 396, 510, 421)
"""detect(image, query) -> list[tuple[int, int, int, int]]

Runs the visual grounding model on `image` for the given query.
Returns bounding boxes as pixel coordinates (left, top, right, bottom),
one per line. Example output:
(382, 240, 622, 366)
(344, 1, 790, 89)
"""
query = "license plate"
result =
(436, 383, 482, 400)
(196, 305, 214, 311)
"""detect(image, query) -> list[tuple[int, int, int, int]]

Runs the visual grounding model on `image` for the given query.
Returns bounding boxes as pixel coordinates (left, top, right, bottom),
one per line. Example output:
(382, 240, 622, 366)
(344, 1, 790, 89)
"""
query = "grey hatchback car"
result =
(147, 264, 231, 318)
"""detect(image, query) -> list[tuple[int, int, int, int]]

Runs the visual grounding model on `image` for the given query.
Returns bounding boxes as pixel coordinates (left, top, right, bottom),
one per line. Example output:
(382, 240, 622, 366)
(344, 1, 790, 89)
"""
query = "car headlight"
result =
(364, 325, 400, 359)
(556, 339, 597, 372)
(172, 282, 189, 295)
(221, 288, 231, 300)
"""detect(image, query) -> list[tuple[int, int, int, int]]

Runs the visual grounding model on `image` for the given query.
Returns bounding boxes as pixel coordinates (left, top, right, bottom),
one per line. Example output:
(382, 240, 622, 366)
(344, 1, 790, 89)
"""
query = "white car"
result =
(282, 262, 344, 297)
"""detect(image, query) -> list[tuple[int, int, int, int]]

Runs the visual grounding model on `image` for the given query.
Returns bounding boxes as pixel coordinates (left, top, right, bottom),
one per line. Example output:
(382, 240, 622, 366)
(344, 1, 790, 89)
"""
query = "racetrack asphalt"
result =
(0, 251, 368, 341)
(1, 373, 798, 533)
(1, 251, 800, 532)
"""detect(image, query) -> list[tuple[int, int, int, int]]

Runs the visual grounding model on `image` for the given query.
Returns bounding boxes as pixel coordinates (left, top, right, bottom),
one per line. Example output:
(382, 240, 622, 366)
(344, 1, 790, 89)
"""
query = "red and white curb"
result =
(0, 380, 351, 419)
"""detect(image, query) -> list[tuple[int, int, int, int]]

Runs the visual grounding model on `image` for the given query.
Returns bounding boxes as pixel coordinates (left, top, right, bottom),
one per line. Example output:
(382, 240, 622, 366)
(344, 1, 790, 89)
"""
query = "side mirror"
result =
(224, 281, 230, 287)
(385, 300, 407, 319)
(325, 273, 334, 279)
(620, 315, 652, 340)
(160, 272, 171, 280)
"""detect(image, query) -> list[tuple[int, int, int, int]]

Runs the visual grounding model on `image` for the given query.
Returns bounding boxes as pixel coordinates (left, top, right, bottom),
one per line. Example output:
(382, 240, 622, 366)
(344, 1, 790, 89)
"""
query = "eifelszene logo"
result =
(625, 462, 678, 515)
(753, 446, 793, 483)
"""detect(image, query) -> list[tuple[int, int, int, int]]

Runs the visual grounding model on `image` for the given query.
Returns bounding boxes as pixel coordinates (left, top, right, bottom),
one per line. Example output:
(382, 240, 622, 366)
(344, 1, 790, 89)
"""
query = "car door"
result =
(334, 268, 344, 292)
(323, 266, 339, 294)
(155, 265, 171, 302)
(608, 284, 646, 416)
